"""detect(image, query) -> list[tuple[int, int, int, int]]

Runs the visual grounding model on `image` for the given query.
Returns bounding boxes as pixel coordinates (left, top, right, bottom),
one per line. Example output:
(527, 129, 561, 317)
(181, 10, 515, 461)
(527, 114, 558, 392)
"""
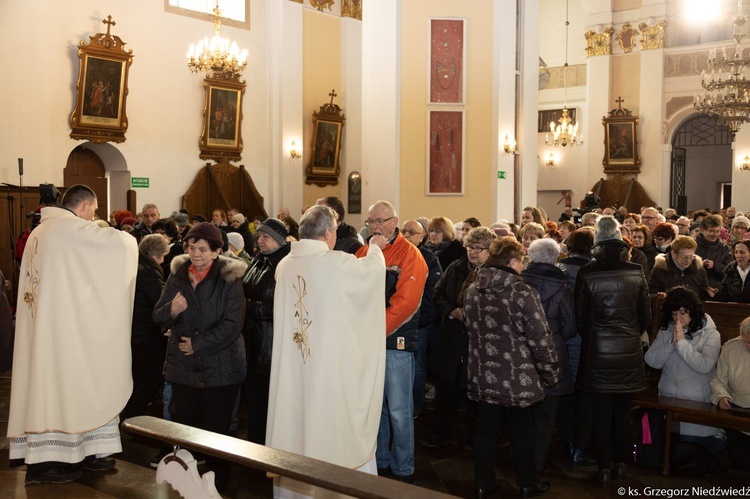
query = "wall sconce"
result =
(503, 134, 517, 155)
(742, 155, 750, 171)
(290, 140, 301, 160)
(545, 152, 556, 168)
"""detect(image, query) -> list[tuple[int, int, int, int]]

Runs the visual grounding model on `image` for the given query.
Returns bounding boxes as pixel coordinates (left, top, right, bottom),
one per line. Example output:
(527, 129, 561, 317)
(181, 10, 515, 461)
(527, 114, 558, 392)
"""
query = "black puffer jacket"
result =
(154, 254, 247, 388)
(695, 233, 732, 288)
(522, 262, 576, 396)
(132, 254, 167, 344)
(575, 239, 651, 394)
(430, 256, 472, 387)
(242, 244, 291, 375)
(335, 222, 363, 254)
(715, 261, 750, 303)
(640, 244, 658, 275)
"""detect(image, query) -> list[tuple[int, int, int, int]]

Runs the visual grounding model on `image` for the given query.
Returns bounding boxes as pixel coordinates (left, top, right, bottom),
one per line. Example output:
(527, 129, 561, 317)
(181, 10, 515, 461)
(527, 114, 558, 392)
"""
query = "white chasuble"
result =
(8, 207, 137, 460)
(267, 239, 386, 470)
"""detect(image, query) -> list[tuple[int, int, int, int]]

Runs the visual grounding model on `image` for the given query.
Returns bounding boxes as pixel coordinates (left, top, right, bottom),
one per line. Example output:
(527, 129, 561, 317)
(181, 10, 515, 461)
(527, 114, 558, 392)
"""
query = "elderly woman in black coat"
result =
(715, 239, 750, 303)
(465, 237, 559, 498)
(153, 222, 247, 489)
(123, 234, 171, 419)
(242, 218, 291, 444)
(522, 238, 576, 474)
(576, 216, 650, 487)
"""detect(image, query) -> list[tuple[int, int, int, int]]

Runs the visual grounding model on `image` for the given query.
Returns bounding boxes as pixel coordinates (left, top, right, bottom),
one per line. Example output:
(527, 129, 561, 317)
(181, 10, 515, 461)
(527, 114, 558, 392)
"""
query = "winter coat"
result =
(649, 252, 710, 300)
(464, 264, 559, 407)
(644, 315, 722, 437)
(417, 247, 442, 327)
(335, 222, 363, 254)
(715, 261, 750, 303)
(132, 254, 167, 344)
(154, 254, 247, 388)
(242, 244, 291, 375)
(522, 262, 576, 396)
(575, 239, 651, 394)
(695, 233, 732, 288)
(556, 254, 590, 380)
(431, 256, 472, 387)
(425, 239, 465, 273)
(629, 247, 649, 278)
(640, 244, 658, 275)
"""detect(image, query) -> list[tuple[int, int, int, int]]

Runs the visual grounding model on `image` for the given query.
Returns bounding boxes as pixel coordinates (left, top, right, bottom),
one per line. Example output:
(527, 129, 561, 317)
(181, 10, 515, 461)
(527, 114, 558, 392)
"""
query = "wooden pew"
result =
(122, 416, 458, 499)
(636, 300, 750, 475)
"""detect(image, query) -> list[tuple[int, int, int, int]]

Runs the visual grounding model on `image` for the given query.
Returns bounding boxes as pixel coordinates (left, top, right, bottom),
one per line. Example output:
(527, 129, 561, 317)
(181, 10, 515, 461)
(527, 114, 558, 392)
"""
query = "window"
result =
(165, 0, 249, 29)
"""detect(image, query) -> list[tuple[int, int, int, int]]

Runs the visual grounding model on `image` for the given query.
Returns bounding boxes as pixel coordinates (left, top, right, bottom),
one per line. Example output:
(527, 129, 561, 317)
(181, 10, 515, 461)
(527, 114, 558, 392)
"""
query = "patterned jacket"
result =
(464, 264, 559, 407)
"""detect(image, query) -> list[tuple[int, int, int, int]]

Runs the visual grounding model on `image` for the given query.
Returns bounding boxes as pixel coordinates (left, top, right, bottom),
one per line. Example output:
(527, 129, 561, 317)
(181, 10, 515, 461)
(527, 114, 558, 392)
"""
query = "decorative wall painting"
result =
(429, 19, 465, 104)
(428, 110, 464, 195)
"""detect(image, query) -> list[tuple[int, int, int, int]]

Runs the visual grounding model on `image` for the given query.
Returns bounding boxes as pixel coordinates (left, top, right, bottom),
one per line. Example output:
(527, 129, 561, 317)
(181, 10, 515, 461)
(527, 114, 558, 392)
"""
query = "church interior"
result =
(2, 0, 750, 497)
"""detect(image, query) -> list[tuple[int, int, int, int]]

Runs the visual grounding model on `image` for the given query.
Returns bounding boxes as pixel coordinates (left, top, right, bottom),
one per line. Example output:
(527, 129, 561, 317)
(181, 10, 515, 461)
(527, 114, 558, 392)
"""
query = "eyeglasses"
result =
(466, 245, 488, 253)
(641, 216, 657, 221)
(402, 229, 422, 236)
(673, 251, 695, 262)
(365, 217, 394, 227)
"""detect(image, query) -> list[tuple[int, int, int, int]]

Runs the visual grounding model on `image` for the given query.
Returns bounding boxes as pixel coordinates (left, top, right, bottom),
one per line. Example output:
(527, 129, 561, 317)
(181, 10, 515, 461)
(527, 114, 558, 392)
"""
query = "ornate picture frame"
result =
(428, 18, 466, 105)
(427, 109, 464, 195)
(199, 75, 246, 161)
(602, 98, 641, 173)
(306, 91, 346, 187)
(70, 16, 133, 144)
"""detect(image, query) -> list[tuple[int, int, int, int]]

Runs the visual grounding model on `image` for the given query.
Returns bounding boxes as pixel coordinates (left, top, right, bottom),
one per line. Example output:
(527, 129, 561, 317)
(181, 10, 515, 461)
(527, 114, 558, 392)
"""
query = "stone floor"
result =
(0, 371, 746, 498)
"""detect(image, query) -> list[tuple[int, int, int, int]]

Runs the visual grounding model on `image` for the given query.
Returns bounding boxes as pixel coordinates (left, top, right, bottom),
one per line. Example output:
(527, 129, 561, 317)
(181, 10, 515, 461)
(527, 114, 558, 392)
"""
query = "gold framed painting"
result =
(199, 76, 246, 161)
(602, 99, 641, 174)
(70, 16, 133, 144)
(306, 92, 346, 187)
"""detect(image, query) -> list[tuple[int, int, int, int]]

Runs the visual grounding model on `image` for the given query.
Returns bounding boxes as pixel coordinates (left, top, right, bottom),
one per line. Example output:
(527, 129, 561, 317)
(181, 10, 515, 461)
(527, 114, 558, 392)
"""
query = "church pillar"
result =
(584, 54, 611, 191)
(361, 0, 401, 211)
(733, 127, 750, 202)
(341, 17, 363, 226)
(268, 0, 304, 217)
(639, 32, 667, 206)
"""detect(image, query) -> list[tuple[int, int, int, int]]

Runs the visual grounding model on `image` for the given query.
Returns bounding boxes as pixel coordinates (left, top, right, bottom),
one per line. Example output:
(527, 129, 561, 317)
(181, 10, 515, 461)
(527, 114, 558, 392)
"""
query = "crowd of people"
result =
(6, 190, 750, 498)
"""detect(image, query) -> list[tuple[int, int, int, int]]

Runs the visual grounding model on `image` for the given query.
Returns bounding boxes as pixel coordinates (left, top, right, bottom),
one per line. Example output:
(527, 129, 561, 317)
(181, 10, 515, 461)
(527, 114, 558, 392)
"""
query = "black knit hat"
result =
(185, 222, 224, 250)
(256, 218, 288, 246)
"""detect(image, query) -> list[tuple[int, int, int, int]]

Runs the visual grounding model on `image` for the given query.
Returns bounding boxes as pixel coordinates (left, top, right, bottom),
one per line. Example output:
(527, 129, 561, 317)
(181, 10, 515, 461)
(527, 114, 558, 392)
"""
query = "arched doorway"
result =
(671, 114, 733, 213)
(63, 143, 131, 221)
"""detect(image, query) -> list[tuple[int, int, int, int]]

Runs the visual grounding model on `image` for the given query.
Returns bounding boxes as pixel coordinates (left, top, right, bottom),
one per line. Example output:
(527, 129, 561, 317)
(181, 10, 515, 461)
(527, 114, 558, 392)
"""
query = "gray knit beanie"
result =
(594, 216, 623, 244)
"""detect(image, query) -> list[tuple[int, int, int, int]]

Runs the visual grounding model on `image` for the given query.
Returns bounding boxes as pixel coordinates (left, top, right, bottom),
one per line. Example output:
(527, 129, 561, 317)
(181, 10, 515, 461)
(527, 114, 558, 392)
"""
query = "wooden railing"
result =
(122, 416, 457, 499)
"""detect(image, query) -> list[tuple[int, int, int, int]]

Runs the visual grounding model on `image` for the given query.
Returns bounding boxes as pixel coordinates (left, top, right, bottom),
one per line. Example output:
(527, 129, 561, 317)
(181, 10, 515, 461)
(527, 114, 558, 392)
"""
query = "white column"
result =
(341, 17, 364, 226)
(492, 0, 518, 221)
(733, 126, 750, 201)
(268, 0, 304, 217)
(585, 54, 611, 190)
(640, 47, 668, 206)
(518, 0, 541, 220)
(361, 0, 401, 211)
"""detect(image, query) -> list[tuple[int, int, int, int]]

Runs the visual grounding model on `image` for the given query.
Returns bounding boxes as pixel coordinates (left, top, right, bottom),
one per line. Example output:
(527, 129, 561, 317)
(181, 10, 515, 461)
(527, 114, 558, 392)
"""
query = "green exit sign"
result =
(497, 171, 506, 179)
(131, 177, 149, 188)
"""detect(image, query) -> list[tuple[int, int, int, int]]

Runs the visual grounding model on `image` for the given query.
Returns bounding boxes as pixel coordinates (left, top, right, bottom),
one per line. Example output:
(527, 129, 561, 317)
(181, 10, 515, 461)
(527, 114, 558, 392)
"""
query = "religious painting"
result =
(429, 19, 465, 104)
(200, 76, 245, 161)
(306, 91, 346, 187)
(602, 99, 641, 173)
(427, 110, 464, 195)
(70, 16, 133, 144)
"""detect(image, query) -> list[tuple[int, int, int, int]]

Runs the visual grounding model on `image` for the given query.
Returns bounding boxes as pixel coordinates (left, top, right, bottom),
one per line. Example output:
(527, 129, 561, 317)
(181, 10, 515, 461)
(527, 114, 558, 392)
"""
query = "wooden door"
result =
(63, 146, 108, 220)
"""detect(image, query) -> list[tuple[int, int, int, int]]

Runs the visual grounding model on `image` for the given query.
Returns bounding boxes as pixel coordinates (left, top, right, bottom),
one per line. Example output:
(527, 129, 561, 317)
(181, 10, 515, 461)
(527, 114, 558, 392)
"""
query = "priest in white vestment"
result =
(267, 205, 387, 498)
(7, 185, 138, 484)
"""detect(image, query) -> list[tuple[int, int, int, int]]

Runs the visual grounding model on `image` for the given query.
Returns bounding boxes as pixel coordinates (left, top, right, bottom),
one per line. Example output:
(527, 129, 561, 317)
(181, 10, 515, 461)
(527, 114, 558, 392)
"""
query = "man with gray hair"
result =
(581, 212, 600, 227)
(640, 207, 660, 232)
(355, 201, 428, 483)
(267, 205, 389, 497)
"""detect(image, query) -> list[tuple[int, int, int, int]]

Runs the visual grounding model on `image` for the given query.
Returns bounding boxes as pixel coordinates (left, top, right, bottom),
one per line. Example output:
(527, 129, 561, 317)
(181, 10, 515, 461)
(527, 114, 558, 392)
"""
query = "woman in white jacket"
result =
(645, 286, 724, 454)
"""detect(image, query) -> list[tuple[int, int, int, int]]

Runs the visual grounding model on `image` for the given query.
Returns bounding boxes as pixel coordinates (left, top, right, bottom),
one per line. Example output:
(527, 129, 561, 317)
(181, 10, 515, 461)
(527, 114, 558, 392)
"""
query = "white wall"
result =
(0, 0, 270, 215)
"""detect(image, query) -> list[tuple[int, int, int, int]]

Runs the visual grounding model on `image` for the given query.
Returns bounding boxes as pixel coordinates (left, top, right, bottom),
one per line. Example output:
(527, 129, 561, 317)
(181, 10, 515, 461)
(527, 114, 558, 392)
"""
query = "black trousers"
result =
(590, 393, 632, 468)
(431, 380, 477, 442)
(534, 395, 559, 472)
(557, 390, 593, 451)
(726, 429, 750, 470)
(170, 383, 241, 488)
(122, 339, 166, 419)
(474, 401, 537, 489)
(245, 371, 271, 444)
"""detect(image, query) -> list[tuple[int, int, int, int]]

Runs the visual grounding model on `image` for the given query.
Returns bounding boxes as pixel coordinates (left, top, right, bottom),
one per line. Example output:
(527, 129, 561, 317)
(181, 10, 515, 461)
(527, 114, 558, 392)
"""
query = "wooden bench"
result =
(636, 300, 750, 475)
(631, 391, 750, 475)
(122, 416, 457, 499)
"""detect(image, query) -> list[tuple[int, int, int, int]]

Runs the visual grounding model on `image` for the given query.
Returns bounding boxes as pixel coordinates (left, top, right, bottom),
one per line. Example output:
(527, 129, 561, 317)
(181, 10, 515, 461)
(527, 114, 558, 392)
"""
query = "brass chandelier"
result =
(694, 2, 749, 138)
(187, 5, 247, 79)
(545, 0, 583, 147)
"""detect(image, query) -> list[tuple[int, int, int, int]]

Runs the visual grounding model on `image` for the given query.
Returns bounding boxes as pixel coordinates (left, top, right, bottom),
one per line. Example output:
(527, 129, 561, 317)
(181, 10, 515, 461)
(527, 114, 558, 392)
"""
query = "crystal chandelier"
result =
(694, 2, 749, 138)
(187, 5, 248, 79)
(545, 0, 583, 147)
